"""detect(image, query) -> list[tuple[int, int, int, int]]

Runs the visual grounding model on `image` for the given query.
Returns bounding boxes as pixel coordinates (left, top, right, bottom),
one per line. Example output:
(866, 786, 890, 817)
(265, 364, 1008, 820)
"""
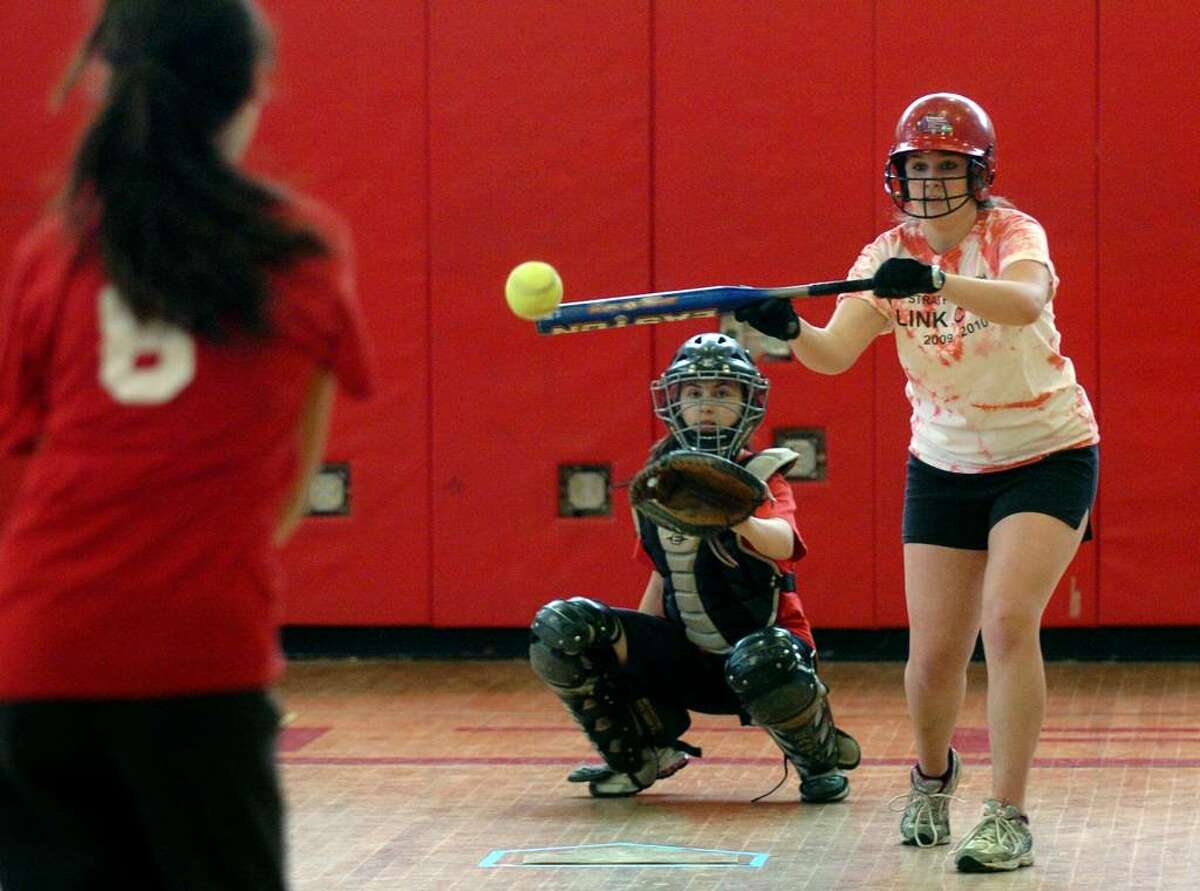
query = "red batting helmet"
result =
(884, 93, 997, 217)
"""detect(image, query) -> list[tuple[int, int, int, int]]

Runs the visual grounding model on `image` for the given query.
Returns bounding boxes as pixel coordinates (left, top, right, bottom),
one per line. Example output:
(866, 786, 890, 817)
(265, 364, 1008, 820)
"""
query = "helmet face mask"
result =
(883, 93, 997, 219)
(651, 333, 768, 459)
(884, 152, 987, 219)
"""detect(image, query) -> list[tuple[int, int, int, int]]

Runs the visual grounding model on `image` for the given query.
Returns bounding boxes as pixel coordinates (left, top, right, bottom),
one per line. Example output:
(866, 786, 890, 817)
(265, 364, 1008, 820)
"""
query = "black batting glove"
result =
(872, 258, 945, 298)
(733, 297, 800, 341)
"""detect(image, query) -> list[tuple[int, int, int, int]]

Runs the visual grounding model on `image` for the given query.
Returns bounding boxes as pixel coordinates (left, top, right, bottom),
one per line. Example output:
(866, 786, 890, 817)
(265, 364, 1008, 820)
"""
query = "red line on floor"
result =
(279, 755, 1200, 768)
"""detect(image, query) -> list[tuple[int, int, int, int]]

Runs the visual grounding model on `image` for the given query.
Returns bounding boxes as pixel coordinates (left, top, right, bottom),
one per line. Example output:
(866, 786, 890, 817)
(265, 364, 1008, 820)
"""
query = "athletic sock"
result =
(915, 749, 955, 787)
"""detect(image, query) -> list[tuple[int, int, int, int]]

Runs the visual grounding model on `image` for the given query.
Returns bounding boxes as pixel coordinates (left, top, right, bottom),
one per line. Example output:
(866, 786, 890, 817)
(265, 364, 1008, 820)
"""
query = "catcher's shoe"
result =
(799, 768, 849, 803)
(750, 755, 851, 804)
(566, 745, 691, 798)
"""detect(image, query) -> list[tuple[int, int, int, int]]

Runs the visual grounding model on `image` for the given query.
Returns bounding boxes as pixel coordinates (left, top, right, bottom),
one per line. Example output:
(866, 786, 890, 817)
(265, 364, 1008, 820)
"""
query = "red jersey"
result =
(0, 201, 372, 700)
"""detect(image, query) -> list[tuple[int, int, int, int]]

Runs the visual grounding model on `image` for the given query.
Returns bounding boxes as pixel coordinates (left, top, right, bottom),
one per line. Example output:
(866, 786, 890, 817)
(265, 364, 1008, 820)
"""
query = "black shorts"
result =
(0, 690, 285, 891)
(902, 445, 1098, 551)
(614, 609, 815, 718)
(615, 609, 743, 715)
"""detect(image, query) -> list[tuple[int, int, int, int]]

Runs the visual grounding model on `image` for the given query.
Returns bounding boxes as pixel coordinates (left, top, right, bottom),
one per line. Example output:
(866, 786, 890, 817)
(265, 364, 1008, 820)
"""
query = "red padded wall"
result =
(427, 2, 653, 626)
(2, 3, 1195, 630)
(653, 1, 878, 628)
(1097, 5, 1200, 623)
(254, 1, 431, 624)
(0, 6, 89, 526)
(873, 0, 1099, 628)
(0, 5, 88, 222)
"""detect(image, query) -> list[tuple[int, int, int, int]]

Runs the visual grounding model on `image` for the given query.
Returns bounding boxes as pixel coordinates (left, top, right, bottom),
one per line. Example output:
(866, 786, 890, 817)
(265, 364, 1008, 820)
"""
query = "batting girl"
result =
(0, 2, 371, 888)
(736, 93, 1098, 871)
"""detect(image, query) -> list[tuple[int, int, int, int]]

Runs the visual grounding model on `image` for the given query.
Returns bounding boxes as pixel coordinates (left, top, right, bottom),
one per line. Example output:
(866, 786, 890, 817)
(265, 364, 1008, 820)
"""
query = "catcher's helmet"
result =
(651, 332, 768, 459)
(884, 92, 997, 218)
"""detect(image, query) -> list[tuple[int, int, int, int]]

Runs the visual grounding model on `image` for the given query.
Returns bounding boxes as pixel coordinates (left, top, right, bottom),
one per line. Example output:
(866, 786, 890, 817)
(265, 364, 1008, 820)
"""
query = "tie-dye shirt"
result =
(842, 207, 1098, 473)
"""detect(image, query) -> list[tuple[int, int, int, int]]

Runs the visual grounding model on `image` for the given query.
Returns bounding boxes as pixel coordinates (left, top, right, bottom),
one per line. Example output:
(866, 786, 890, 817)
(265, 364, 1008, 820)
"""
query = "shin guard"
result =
(530, 599, 690, 790)
(725, 627, 861, 775)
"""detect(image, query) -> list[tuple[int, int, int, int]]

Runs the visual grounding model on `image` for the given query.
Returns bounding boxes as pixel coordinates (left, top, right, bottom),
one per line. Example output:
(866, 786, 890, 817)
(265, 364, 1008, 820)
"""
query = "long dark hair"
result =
(61, 0, 326, 340)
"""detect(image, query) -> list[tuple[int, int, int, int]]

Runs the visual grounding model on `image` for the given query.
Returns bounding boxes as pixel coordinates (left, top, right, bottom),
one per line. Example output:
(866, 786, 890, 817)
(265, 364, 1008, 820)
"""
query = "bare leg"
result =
(904, 544, 987, 776)
(980, 511, 1087, 809)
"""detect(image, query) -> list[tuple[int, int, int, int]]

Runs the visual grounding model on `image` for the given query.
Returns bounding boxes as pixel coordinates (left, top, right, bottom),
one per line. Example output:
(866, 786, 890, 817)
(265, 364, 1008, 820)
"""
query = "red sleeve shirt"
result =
(0, 200, 372, 700)
(748, 473, 814, 648)
(752, 473, 808, 563)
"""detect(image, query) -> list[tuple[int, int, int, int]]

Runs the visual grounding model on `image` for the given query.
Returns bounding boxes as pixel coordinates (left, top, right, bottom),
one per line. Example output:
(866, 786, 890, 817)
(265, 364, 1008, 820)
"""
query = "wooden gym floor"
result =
(277, 659, 1200, 890)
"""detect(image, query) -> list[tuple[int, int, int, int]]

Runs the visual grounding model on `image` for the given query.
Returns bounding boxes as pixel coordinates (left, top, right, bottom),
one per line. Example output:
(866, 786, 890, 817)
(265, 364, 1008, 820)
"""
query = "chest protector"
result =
(637, 448, 799, 655)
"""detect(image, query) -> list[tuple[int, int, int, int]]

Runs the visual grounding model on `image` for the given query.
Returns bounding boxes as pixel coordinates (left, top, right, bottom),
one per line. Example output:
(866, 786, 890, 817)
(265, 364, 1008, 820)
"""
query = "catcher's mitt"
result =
(630, 450, 768, 537)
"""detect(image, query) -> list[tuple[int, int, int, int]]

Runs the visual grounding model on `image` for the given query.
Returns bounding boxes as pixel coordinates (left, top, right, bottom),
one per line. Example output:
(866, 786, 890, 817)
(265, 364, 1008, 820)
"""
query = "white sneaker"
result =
(566, 746, 691, 798)
(892, 749, 962, 846)
(953, 799, 1035, 872)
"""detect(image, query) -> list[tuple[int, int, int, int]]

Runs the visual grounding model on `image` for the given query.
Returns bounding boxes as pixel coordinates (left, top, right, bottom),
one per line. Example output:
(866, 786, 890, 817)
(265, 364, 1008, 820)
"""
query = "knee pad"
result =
(529, 639, 593, 690)
(725, 627, 823, 725)
(725, 628, 857, 773)
(530, 596, 621, 657)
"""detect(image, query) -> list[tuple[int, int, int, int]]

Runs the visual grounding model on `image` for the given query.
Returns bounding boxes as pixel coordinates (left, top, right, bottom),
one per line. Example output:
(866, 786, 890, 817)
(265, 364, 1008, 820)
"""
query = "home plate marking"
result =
(479, 842, 767, 868)
(524, 848, 738, 865)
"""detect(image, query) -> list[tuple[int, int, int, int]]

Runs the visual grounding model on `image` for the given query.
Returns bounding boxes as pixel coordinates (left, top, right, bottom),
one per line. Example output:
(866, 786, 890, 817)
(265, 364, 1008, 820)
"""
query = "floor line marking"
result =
(279, 755, 1200, 768)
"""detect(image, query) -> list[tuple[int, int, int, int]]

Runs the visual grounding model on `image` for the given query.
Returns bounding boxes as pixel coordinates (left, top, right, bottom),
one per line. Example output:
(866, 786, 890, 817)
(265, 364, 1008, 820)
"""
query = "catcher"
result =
(529, 332, 860, 802)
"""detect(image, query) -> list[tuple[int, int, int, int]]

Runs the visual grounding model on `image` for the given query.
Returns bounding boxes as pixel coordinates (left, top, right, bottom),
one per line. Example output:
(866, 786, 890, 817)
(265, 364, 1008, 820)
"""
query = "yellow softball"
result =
(504, 261, 563, 320)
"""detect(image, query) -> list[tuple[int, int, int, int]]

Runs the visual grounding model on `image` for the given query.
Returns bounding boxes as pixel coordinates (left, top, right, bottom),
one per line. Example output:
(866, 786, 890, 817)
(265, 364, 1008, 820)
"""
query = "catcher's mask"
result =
(651, 333, 768, 459)
(883, 92, 996, 219)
